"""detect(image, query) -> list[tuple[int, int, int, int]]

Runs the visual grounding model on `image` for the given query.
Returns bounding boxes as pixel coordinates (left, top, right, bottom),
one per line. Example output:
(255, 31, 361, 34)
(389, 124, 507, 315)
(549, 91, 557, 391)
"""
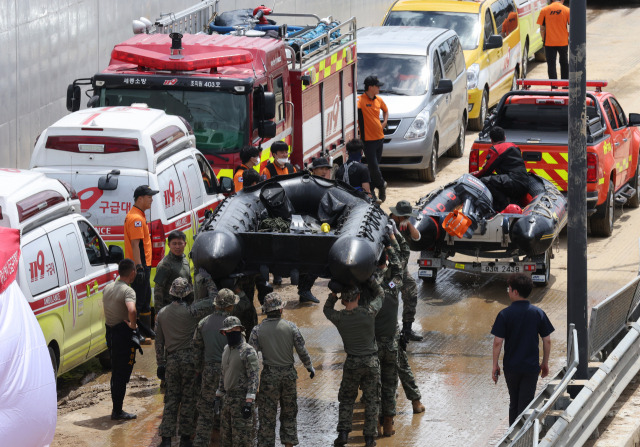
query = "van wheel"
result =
(521, 42, 529, 78)
(448, 115, 466, 158)
(48, 346, 58, 377)
(98, 350, 112, 370)
(469, 90, 488, 131)
(533, 248, 551, 287)
(590, 180, 615, 237)
(418, 137, 438, 182)
(628, 159, 640, 208)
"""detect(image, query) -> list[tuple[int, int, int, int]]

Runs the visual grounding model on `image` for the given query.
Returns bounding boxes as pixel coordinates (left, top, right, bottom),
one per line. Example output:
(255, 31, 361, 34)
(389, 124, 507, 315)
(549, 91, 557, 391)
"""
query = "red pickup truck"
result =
(469, 79, 640, 237)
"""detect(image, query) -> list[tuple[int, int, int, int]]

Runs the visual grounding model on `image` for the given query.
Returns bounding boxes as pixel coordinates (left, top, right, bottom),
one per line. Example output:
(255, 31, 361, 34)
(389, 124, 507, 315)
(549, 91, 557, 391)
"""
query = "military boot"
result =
(299, 290, 320, 303)
(412, 399, 426, 414)
(377, 416, 384, 437)
(179, 435, 193, 447)
(383, 416, 395, 436)
(159, 437, 172, 447)
(333, 430, 348, 446)
(364, 435, 376, 446)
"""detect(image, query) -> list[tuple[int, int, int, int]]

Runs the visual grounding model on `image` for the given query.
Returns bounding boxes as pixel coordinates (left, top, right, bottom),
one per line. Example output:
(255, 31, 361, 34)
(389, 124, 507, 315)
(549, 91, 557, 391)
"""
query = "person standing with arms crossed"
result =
(358, 75, 388, 203)
(537, 0, 570, 80)
(103, 259, 139, 420)
(124, 185, 158, 334)
(491, 273, 554, 425)
(249, 292, 315, 447)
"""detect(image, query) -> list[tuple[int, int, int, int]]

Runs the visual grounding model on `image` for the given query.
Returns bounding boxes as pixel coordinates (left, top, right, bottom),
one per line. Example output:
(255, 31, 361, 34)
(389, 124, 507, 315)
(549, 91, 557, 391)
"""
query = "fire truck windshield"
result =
(100, 88, 249, 154)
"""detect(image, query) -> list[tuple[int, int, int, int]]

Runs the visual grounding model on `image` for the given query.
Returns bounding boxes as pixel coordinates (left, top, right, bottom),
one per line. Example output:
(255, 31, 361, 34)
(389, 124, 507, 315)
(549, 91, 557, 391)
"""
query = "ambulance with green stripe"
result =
(30, 106, 229, 314)
(469, 79, 640, 238)
(66, 9, 357, 184)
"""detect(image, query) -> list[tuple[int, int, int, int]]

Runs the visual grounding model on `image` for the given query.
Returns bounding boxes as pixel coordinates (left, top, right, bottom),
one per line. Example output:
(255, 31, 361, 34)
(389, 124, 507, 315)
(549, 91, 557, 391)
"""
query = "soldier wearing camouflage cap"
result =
(216, 316, 260, 447)
(249, 293, 314, 447)
(192, 289, 239, 447)
(156, 277, 216, 447)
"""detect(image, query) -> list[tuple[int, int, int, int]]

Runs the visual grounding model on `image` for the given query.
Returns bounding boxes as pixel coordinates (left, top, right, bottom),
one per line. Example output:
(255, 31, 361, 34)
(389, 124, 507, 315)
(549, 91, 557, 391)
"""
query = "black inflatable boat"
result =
(191, 172, 388, 287)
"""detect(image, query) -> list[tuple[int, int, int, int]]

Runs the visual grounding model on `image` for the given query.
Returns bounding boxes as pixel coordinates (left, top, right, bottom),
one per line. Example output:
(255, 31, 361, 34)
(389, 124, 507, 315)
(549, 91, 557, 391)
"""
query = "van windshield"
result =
(357, 54, 429, 96)
(100, 88, 249, 154)
(384, 11, 480, 50)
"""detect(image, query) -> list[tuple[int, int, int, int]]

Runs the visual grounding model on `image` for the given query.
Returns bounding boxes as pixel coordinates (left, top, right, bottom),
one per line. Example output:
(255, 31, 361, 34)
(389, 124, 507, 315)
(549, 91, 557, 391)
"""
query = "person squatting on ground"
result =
(249, 292, 315, 447)
(373, 226, 404, 437)
(192, 289, 239, 447)
(491, 273, 555, 425)
(324, 278, 385, 447)
(103, 258, 139, 421)
(357, 75, 388, 202)
(537, 0, 570, 80)
(471, 126, 529, 212)
(336, 139, 374, 200)
(124, 185, 159, 334)
(154, 230, 191, 313)
(156, 278, 216, 447)
(215, 316, 260, 447)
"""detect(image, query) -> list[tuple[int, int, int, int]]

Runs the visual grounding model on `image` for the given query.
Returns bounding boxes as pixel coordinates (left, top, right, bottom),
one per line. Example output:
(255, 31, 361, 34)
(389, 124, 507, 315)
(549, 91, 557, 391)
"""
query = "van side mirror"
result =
(629, 113, 640, 126)
(484, 34, 503, 50)
(258, 121, 277, 139)
(108, 245, 124, 264)
(67, 85, 81, 112)
(98, 169, 120, 191)
(219, 176, 234, 194)
(433, 79, 453, 95)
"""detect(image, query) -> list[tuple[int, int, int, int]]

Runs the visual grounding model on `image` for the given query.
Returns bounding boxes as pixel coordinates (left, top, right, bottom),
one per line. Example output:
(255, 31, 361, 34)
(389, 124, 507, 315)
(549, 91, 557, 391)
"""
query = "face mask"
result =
(251, 157, 260, 165)
(276, 157, 289, 166)
(226, 331, 243, 347)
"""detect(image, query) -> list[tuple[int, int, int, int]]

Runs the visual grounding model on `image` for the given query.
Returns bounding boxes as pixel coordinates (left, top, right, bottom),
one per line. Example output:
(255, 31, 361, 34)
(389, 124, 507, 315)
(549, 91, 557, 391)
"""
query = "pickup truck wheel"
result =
(49, 346, 58, 377)
(448, 116, 466, 158)
(469, 90, 488, 131)
(418, 137, 438, 182)
(590, 180, 615, 237)
(628, 160, 640, 208)
(533, 248, 551, 287)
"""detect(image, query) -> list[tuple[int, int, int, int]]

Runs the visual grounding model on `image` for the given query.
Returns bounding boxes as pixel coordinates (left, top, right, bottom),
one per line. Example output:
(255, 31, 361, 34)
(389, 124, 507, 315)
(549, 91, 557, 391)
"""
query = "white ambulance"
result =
(30, 106, 232, 307)
(0, 169, 122, 376)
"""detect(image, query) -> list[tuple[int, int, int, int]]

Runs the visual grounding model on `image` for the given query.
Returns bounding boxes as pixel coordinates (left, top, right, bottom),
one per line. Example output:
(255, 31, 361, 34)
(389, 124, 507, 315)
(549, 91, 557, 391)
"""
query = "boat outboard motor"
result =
(444, 174, 494, 238)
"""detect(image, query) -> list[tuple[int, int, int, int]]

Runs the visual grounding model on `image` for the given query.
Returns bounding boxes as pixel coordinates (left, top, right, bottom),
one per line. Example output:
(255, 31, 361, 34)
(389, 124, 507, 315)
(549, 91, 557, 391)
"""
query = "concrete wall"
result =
(0, 0, 394, 168)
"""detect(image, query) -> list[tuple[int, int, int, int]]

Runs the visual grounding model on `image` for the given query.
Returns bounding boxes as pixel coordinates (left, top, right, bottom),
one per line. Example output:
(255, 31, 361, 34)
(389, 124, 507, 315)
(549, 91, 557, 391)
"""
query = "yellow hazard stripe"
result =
(542, 153, 558, 165)
(216, 168, 233, 179)
(560, 153, 569, 162)
(598, 177, 604, 185)
(555, 169, 568, 181)
(302, 44, 355, 90)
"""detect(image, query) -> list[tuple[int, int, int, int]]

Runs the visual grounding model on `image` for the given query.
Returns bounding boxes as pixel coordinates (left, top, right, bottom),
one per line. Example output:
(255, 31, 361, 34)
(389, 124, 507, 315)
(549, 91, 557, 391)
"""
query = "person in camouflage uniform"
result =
(216, 316, 260, 447)
(192, 289, 239, 447)
(373, 228, 404, 437)
(232, 279, 258, 338)
(154, 231, 191, 313)
(193, 268, 219, 303)
(323, 276, 385, 447)
(249, 292, 315, 447)
(156, 278, 216, 447)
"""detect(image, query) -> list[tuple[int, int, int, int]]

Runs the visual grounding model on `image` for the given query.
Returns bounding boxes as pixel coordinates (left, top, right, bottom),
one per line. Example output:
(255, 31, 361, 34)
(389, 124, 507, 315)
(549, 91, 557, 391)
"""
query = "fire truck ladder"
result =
(154, 0, 217, 34)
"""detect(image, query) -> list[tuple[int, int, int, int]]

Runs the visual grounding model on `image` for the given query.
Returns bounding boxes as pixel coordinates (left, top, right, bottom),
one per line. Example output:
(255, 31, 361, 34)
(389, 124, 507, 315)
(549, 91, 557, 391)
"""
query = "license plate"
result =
(531, 274, 546, 282)
(481, 263, 522, 273)
(418, 269, 434, 277)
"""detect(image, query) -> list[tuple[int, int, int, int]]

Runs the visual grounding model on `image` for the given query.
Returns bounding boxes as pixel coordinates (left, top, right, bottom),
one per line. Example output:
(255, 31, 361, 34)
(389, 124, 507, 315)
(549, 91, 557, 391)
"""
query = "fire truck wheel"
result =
(419, 137, 438, 182)
(590, 180, 615, 237)
(628, 160, 640, 208)
(469, 90, 488, 131)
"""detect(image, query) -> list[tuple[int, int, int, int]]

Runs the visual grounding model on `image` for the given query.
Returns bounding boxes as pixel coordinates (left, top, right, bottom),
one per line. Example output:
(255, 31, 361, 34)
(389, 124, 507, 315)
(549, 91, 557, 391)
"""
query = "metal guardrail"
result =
(588, 276, 640, 359)
(496, 326, 579, 446)
(294, 17, 357, 68)
(155, 0, 217, 34)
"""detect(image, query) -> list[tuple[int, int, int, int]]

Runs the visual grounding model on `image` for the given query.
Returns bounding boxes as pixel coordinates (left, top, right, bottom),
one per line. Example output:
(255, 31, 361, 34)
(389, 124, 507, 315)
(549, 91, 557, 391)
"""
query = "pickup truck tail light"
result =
(587, 153, 598, 182)
(418, 259, 432, 267)
(149, 220, 166, 267)
(469, 149, 479, 172)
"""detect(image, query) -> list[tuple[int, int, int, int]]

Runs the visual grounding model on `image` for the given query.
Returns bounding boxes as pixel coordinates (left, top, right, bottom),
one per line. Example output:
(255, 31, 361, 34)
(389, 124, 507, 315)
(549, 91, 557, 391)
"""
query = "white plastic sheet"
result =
(0, 227, 57, 446)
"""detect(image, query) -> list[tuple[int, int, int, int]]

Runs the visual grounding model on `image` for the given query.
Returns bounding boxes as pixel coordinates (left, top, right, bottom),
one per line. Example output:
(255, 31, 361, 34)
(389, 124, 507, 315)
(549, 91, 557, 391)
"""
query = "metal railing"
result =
(155, 0, 217, 34)
(588, 276, 640, 359)
(292, 17, 357, 68)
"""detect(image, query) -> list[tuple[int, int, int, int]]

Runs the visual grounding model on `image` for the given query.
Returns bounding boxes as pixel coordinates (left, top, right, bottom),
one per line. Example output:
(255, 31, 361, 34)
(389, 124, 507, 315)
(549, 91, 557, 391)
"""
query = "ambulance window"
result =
(432, 53, 443, 87)
(195, 154, 218, 194)
(158, 166, 186, 219)
(78, 220, 107, 266)
(23, 236, 59, 297)
(47, 224, 86, 284)
(602, 100, 618, 129)
(484, 10, 495, 41)
(175, 158, 204, 208)
(491, 0, 515, 38)
(274, 76, 285, 123)
(66, 233, 85, 275)
(609, 98, 628, 128)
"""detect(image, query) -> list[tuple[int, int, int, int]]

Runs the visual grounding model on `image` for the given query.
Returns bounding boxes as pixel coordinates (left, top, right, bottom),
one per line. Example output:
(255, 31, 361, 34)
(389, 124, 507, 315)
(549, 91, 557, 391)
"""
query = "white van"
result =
(30, 106, 232, 306)
(0, 169, 122, 376)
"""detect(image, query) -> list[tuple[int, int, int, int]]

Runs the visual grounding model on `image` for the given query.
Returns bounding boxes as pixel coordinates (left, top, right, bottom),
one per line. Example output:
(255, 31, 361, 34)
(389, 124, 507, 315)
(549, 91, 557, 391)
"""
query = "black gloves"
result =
(328, 280, 344, 294)
(213, 396, 221, 415)
(381, 234, 391, 248)
(242, 401, 253, 419)
(157, 365, 166, 381)
(307, 366, 316, 379)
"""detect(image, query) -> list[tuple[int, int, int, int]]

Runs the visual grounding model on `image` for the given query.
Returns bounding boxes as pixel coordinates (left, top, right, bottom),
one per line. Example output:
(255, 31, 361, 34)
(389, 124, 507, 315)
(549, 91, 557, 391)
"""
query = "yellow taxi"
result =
(383, 0, 522, 130)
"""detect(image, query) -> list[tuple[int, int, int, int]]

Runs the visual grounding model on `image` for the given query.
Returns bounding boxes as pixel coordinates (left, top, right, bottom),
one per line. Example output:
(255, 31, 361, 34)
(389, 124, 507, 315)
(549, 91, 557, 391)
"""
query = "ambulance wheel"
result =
(533, 248, 551, 287)
(420, 268, 438, 283)
(98, 350, 112, 370)
(469, 90, 488, 131)
(590, 180, 614, 237)
(521, 41, 528, 79)
(49, 346, 59, 377)
(418, 137, 438, 182)
(511, 72, 518, 92)
(627, 159, 640, 208)
(448, 115, 466, 158)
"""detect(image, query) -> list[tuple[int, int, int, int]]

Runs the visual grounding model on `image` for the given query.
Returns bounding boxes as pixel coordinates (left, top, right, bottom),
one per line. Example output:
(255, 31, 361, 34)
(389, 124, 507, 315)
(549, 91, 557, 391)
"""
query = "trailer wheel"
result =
(590, 180, 615, 237)
(533, 248, 551, 287)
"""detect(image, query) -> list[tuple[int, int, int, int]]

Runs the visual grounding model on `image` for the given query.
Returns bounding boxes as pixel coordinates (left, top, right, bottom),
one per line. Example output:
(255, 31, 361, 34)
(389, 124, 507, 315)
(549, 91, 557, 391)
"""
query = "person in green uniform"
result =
(154, 230, 191, 313)
(249, 292, 315, 447)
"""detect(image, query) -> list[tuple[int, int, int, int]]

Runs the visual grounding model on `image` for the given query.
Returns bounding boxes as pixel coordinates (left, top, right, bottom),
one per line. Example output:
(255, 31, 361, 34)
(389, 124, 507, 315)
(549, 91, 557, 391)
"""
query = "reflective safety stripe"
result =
(216, 168, 233, 179)
(555, 169, 568, 181)
(542, 153, 558, 165)
(302, 44, 356, 91)
(598, 177, 605, 185)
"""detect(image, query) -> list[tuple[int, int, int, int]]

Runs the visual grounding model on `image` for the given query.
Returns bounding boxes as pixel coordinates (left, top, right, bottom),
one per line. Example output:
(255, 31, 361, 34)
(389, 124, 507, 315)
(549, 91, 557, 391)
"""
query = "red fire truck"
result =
(66, 2, 357, 180)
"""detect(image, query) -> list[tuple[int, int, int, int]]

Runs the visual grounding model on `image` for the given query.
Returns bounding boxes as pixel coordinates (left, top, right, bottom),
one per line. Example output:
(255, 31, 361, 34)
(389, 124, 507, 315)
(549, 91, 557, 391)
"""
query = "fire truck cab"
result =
(67, 4, 357, 181)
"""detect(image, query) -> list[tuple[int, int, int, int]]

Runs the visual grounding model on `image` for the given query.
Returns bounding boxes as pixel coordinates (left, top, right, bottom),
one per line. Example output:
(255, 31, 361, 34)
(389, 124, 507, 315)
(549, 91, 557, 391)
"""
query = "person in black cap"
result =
(234, 146, 262, 192)
(309, 157, 332, 179)
(358, 75, 389, 203)
(124, 184, 159, 333)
